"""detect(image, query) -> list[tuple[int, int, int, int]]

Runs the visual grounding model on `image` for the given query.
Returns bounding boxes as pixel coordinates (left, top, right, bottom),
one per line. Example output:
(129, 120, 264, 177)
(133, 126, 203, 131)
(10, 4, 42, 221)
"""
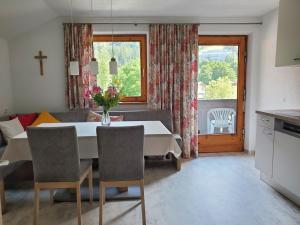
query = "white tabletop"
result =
(13, 121, 172, 139)
(3, 121, 182, 160)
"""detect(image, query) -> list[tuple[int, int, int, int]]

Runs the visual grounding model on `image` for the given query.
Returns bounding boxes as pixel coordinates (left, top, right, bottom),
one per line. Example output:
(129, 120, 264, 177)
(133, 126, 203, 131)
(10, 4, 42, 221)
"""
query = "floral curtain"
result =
(64, 24, 96, 109)
(149, 24, 199, 158)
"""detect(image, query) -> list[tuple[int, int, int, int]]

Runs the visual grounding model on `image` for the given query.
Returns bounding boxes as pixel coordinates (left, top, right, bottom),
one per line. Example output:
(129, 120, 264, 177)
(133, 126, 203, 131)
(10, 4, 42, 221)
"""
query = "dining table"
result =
(2, 121, 182, 168)
(2, 121, 182, 201)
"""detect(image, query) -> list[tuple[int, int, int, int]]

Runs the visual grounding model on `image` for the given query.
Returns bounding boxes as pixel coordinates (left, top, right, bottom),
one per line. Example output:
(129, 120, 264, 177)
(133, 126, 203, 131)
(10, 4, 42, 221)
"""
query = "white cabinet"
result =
(273, 131, 300, 197)
(276, 0, 300, 67)
(255, 115, 275, 178)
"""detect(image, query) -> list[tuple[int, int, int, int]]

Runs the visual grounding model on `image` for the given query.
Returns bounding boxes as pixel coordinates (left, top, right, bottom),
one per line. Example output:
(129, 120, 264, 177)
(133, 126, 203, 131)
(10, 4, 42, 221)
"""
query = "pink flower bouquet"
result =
(91, 85, 121, 114)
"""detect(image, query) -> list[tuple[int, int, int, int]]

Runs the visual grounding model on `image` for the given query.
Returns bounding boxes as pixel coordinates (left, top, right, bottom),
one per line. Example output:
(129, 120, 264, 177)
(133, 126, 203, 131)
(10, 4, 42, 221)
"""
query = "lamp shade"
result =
(90, 58, 99, 75)
(69, 61, 80, 76)
(109, 57, 118, 75)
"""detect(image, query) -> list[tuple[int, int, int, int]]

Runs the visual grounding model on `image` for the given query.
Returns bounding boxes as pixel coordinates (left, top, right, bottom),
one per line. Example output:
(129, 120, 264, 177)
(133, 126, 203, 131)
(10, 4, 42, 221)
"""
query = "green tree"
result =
(198, 61, 237, 85)
(94, 42, 141, 96)
(205, 77, 236, 99)
(115, 59, 141, 96)
(225, 54, 238, 73)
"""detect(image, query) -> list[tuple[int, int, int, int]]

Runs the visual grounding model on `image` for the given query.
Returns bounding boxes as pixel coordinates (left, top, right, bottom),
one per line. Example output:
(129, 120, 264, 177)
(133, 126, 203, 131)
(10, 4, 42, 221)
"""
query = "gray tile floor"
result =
(4, 153, 300, 225)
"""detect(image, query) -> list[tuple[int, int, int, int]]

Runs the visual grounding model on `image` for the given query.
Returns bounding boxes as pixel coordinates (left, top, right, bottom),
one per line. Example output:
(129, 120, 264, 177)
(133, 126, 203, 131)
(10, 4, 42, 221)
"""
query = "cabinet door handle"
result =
(293, 58, 300, 61)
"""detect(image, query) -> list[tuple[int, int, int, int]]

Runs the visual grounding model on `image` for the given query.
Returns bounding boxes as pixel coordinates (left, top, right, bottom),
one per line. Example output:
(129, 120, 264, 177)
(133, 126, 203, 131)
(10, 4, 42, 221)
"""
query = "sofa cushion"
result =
(87, 111, 124, 122)
(87, 111, 101, 122)
(31, 111, 61, 126)
(0, 117, 24, 142)
(52, 111, 89, 122)
(10, 113, 38, 129)
(118, 110, 173, 132)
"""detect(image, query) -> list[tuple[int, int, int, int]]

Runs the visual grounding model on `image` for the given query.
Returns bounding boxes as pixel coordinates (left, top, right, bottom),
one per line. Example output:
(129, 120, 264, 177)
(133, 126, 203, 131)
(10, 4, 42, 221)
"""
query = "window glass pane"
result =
(198, 45, 238, 135)
(93, 42, 141, 97)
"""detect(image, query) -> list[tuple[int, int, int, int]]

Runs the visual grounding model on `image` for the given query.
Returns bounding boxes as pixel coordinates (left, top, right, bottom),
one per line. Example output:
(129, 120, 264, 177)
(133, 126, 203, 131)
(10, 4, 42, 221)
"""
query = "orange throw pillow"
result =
(31, 112, 60, 126)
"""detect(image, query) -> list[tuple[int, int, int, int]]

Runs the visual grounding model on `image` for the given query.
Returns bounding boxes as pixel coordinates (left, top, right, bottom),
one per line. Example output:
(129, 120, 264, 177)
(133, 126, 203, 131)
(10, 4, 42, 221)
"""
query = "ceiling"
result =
(0, 0, 279, 39)
(45, 0, 279, 17)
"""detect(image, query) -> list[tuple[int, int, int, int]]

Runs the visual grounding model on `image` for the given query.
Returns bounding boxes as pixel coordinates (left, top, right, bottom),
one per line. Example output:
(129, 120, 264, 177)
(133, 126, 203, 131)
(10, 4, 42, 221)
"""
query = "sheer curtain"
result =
(149, 24, 199, 158)
(64, 24, 96, 109)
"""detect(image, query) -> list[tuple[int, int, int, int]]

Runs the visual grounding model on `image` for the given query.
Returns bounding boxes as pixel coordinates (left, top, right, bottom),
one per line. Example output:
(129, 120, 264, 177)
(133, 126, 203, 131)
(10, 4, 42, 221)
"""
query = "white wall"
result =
(0, 38, 14, 116)
(257, 9, 300, 110)
(9, 18, 66, 113)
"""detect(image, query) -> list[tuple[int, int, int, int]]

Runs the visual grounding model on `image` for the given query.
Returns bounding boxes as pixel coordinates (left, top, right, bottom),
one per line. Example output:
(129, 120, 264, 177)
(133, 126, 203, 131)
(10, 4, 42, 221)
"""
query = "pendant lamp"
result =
(89, 0, 99, 75)
(109, 0, 118, 75)
(69, 0, 80, 76)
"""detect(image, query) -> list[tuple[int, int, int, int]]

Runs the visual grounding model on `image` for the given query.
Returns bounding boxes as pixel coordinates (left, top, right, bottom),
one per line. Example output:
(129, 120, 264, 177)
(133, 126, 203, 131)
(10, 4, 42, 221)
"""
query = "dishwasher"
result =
(273, 120, 300, 198)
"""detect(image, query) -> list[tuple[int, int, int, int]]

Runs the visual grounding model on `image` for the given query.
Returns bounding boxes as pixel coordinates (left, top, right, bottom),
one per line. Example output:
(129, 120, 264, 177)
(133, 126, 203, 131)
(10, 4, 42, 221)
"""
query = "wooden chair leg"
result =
(0, 180, 5, 213)
(99, 182, 104, 225)
(88, 167, 93, 204)
(34, 184, 40, 225)
(140, 180, 146, 225)
(49, 189, 54, 204)
(76, 183, 82, 225)
(0, 192, 3, 225)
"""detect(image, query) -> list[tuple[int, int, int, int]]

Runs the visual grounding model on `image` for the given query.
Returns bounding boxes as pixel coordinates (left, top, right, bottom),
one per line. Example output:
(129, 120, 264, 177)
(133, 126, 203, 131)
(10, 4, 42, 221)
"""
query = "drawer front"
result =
(257, 115, 275, 129)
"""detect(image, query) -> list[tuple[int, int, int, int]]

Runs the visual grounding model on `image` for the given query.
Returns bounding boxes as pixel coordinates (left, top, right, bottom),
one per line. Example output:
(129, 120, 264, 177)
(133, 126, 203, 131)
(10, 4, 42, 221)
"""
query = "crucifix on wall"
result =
(34, 50, 47, 76)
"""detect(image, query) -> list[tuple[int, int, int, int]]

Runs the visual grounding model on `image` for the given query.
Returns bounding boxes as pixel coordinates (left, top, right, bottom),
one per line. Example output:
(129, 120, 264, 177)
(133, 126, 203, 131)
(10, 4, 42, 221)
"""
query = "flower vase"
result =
(101, 111, 111, 126)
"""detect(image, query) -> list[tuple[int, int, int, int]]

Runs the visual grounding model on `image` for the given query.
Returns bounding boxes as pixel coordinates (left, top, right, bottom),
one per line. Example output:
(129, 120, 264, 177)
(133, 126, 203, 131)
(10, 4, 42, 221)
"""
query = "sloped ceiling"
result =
(0, 0, 58, 39)
(0, 0, 279, 39)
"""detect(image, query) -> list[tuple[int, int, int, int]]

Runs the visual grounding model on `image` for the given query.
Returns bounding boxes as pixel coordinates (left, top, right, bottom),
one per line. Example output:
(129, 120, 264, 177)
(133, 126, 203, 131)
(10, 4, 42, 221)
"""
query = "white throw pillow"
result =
(0, 117, 24, 142)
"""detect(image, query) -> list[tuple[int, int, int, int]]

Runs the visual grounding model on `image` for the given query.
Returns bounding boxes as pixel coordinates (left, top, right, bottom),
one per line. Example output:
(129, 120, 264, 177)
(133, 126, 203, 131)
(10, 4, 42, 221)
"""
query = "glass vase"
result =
(101, 111, 111, 126)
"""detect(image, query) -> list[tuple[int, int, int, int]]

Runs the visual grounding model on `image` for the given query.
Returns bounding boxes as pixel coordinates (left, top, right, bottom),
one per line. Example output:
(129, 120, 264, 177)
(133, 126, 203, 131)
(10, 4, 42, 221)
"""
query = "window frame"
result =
(93, 34, 147, 103)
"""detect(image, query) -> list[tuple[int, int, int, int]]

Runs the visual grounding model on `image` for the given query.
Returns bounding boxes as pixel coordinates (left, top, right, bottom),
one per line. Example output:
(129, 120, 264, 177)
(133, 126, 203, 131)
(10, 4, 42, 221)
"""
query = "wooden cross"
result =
(34, 50, 47, 76)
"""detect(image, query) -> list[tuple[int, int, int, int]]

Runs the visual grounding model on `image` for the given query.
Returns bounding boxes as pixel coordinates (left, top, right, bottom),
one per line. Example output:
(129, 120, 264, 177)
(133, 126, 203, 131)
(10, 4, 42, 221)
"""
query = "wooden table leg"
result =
(172, 156, 181, 171)
(0, 180, 5, 213)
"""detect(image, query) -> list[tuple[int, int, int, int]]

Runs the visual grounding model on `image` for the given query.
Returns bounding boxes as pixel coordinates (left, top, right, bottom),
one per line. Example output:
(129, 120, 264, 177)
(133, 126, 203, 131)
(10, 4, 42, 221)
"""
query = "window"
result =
(93, 35, 147, 102)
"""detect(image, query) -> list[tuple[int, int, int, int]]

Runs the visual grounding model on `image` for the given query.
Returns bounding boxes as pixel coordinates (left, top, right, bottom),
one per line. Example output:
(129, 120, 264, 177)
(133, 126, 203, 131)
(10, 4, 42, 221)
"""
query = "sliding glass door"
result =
(198, 36, 247, 153)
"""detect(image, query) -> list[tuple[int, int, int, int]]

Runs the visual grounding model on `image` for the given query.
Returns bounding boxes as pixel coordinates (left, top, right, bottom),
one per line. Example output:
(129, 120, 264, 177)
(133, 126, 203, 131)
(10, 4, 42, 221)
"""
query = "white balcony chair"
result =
(207, 108, 236, 134)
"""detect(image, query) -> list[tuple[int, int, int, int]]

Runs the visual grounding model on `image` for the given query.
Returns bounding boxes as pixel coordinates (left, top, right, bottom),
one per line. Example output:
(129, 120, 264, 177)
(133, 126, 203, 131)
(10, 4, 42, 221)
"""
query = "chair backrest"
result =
(207, 108, 236, 123)
(96, 126, 144, 181)
(27, 126, 81, 182)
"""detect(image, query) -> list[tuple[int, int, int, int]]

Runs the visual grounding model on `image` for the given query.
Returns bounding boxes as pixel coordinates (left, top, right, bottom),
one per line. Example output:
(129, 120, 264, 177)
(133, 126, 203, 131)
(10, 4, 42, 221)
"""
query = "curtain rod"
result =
(63, 22, 262, 25)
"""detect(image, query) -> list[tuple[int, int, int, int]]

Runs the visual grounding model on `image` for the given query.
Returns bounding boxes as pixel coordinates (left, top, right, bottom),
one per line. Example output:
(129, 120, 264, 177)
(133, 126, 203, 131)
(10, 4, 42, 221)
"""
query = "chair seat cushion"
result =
(80, 159, 92, 176)
(0, 161, 25, 180)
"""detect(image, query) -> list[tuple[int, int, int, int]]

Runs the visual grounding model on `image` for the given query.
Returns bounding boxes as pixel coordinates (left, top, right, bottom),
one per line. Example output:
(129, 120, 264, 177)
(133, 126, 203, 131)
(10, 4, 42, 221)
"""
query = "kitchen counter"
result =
(256, 109, 300, 125)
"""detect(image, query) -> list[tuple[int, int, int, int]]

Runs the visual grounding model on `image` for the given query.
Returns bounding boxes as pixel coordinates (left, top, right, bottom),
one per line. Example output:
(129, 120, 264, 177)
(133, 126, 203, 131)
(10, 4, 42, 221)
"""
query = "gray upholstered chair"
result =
(0, 161, 24, 225)
(27, 126, 93, 225)
(96, 126, 146, 225)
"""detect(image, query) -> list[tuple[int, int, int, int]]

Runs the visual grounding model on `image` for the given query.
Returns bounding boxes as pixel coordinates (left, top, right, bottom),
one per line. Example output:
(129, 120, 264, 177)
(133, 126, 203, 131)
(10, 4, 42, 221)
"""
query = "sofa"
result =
(0, 110, 182, 181)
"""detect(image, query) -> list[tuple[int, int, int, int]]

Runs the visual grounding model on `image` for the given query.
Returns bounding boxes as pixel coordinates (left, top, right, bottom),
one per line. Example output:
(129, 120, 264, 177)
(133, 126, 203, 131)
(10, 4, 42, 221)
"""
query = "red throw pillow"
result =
(9, 113, 38, 129)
